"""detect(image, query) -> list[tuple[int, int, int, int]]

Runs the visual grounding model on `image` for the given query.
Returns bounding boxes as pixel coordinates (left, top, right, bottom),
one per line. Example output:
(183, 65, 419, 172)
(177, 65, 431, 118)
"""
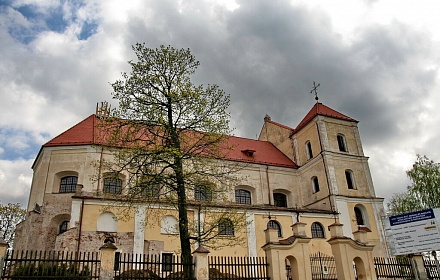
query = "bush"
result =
(12, 262, 92, 279)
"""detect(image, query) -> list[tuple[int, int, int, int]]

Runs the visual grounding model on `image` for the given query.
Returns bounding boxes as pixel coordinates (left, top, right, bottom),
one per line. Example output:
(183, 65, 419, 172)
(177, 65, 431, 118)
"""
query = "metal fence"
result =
(1, 250, 100, 279)
(208, 256, 269, 280)
(374, 256, 414, 279)
(113, 253, 195, 279)
(423, 257, 440, 279)
(310, 252, 337, 280)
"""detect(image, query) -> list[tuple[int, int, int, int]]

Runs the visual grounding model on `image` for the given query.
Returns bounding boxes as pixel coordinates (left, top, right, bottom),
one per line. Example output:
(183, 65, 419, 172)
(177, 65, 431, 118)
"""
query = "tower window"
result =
(273, 193, 287, 207)
(345, 170, 356, 189)
(312, 177, 320, 193)
(306, 141, 313, 159)
(235, 189, 251, 204)
(354, 206, 365, 226)
(311, 222, 325, 238)
(60, 176, 78, 193)
(267, 220, 282, 237)
(337, 134, 347, 152)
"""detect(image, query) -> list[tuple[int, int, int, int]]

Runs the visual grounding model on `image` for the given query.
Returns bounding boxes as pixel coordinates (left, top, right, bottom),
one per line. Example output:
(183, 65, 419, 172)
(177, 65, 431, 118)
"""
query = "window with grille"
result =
(103, 177, 122, 194)
(195, 185, 212, 201)
(337, 134, 347, 152)
(267, 220, 282, 237)
(312, 177, 320, 193)
(235, 189, 251, 204)
(218, 219, 234, 236)
(139, 182, 160, 197)
(273, 193, 287, 207)
(311, 222, 325, 238)
(60, 176, 78, 193)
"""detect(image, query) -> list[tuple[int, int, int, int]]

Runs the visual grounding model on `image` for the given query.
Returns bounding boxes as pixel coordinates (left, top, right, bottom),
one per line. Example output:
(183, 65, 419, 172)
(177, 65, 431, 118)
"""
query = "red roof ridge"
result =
(293, 103, 357, 134)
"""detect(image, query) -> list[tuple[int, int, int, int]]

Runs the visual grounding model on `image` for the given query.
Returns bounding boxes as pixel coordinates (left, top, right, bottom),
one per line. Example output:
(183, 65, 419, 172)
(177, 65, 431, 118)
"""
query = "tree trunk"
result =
(175, 158, 194, 279)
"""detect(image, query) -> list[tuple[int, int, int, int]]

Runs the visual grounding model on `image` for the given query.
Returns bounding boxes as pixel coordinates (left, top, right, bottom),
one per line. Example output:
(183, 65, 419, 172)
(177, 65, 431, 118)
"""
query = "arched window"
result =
(345, 170, 356, 189)
(312, 177, 320, 193)
(337, 134, 347, 152)
(235, 189, 251, 204)
(161, 215, 179, 234)
(103, 177, 122, 194)
(311, 222, 325, 238)
(267, 220, 282, 237)
(218, 219, 234, 236)
(306, 141, 313, 159)
(273, 193, 287, 207)
(59, 221, 69, 234)
(354, 206, 365, 226)
(60, 176, 78, 193)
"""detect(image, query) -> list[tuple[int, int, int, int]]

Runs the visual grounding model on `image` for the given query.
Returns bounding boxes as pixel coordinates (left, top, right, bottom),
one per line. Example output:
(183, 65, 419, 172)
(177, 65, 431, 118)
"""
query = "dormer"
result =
(241, 149, 256, 157)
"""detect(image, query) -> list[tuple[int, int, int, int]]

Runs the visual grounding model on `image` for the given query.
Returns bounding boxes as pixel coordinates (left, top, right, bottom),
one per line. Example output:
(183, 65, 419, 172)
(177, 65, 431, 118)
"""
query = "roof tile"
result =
(43, 115, 297, 169)
(294, 103, 357, 133)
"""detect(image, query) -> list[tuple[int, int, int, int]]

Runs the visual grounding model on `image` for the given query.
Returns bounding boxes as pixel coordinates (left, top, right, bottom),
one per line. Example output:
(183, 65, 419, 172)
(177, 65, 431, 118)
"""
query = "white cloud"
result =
(1, 0, 440, 211)
(0, 159, 33, 206)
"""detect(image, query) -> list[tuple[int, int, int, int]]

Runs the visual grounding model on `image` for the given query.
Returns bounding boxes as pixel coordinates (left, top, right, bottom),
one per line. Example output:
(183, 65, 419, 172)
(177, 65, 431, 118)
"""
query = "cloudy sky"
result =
(1, 0, 439, 209)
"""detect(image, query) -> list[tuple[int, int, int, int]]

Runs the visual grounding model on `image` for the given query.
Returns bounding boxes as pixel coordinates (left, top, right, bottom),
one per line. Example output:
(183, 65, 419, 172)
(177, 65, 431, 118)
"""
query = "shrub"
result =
(12, 262, 92, 279)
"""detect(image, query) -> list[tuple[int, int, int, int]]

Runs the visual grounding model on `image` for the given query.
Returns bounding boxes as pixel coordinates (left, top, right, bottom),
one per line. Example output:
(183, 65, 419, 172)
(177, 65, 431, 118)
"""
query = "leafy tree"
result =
(99, 44, 244, 278)
(388, 155, 440, 215)
(0, 202, 26, 246)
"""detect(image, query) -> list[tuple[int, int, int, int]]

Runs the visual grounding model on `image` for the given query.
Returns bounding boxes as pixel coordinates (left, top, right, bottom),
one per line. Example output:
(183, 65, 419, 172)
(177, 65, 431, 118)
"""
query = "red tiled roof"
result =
(43, 115, 297, 169)
(225, 136, 297, 168)
(293, 103, 357, 133)
(44, 115, 97, 147)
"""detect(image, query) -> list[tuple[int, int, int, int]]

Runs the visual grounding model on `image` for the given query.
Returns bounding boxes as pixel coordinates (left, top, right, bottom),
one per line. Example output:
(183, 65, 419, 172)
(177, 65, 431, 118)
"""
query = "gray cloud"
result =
(1, 0, 439, 206)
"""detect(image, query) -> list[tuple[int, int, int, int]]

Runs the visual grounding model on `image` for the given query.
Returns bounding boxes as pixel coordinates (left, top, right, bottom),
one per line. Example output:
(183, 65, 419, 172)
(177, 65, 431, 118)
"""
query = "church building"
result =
(15, 102, 387, 259)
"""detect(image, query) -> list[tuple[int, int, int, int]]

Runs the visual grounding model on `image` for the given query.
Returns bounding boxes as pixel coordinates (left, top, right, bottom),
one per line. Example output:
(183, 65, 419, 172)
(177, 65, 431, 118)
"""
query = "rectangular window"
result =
(345, 171, 355, 189)
(60, 176, 78, 193)
(313, 177, 320, 193)
(235, 189, 251, 204)
(337, 135, 347, 152)
(195, 185, 212, 201)
(218, 219, 234, 236)
(103, 177, 122, 194)
(273, 193, 287, 207)
(306, 142, 313, 159)
(162, 253, 173, 272)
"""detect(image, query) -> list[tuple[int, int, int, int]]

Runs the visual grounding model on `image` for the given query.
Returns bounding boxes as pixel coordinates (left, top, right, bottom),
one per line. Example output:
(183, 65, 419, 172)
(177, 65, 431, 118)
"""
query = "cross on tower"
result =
(310, 81, 320, 102)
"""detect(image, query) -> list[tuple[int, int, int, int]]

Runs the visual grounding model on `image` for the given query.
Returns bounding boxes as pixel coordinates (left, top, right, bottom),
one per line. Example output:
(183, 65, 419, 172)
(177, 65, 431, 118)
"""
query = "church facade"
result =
(15, 102, 387, 258)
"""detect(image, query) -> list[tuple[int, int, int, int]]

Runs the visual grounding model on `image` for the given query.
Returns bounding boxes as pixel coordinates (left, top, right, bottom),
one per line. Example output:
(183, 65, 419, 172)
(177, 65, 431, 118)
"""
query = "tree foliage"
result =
(0, 202, 26, 246)
(388, 155, 440, 215)
(99, 44, 244, 277)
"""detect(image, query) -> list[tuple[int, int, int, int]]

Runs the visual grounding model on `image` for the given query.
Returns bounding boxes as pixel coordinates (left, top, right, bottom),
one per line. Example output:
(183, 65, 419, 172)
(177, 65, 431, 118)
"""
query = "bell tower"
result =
(290, 102, 386, 255)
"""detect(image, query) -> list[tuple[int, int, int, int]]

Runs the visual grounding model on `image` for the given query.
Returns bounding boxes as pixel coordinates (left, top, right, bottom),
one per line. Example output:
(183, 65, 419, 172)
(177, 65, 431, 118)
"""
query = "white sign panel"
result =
(386, 208, 440, 255)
